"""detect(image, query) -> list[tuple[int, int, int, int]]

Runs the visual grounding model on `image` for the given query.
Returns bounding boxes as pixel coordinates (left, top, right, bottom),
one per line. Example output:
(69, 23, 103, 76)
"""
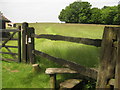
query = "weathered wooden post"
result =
(32, 64, 41, 73)
(18, 26, 21, 62)
(96, 27, 117, 89)
(115, 27, 120, 89)
(22, 22, 28, 63)
(50, 74, 57, 90)
(27, 27, 35, 64)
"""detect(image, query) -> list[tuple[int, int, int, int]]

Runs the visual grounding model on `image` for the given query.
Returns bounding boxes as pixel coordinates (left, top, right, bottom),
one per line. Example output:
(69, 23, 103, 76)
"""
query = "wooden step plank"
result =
(60, 79, 82, 88)
(45, 68, 78, 74)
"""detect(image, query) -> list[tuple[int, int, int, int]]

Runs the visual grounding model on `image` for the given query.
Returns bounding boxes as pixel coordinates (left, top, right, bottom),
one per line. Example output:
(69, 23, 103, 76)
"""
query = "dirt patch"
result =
(3, 66, 11, 71)
(11, 70, 19, 72)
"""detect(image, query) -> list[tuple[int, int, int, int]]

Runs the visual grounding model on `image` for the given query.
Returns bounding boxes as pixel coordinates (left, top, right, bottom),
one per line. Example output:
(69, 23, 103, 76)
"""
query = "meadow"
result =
(2, 23, 107, 88)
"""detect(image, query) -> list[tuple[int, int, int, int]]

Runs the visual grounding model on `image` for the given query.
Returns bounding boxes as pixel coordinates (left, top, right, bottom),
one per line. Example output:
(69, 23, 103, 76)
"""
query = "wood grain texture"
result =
(96, 27, 118, 88)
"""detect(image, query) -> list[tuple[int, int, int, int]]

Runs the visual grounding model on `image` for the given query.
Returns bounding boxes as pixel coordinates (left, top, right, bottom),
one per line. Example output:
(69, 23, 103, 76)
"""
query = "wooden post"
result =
(115, 28, 120, 89)
(27, 27, 35, 64)
(18, 26, 21, 63)
(96, 27, 117, 89)
(22, 22, 28, 63)
(50, 74, 56, 90)
(32, 64, 41, 73)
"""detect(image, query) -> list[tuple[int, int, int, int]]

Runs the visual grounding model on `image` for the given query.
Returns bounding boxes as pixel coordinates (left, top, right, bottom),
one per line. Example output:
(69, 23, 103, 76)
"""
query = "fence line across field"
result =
(1, 22, 120, 89)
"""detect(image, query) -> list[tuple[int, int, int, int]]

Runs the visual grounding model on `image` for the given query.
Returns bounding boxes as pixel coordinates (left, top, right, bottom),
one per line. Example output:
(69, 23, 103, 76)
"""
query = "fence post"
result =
(96, 27, 117, 88)
(27, 27, 35, 64)
(18, 26, 21, 63)
(22, 22, 28, 63)
(115, 28, 120, 89)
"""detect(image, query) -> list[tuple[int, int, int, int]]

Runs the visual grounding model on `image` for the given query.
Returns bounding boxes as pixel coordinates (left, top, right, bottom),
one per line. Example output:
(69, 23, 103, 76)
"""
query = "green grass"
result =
(2, 23, 108, 88)
(2, 61, 49, 88)
(29, 23, 104, 39)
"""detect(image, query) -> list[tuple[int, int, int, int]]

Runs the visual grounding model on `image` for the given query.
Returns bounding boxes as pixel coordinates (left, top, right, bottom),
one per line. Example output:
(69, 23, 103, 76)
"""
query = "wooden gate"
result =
(0, 26, 21, 62)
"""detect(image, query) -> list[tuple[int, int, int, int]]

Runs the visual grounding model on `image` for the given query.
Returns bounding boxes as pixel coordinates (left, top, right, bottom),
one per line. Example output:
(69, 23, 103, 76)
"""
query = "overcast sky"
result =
(0, 0, 119, 23)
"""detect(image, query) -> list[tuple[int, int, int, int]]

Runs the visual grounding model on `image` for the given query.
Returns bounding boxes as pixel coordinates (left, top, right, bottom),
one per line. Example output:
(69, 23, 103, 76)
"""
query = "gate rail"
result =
(0, 26, 21, 62)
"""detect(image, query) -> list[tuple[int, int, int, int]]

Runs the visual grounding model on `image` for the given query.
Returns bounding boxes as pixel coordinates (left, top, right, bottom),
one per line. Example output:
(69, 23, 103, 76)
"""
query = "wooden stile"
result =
(1, 22, 119, 89)
(34, 50, 97, 80)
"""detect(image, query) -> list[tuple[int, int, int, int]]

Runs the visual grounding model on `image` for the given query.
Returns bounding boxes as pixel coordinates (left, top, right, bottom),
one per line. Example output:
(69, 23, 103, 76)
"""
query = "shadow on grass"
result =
(20, 71, 41, 86)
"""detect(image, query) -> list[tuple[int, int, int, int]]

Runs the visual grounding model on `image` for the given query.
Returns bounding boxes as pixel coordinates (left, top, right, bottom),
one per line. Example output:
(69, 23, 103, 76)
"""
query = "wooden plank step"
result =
(45, 68, 78, 74)
(60, 79, 82, 89)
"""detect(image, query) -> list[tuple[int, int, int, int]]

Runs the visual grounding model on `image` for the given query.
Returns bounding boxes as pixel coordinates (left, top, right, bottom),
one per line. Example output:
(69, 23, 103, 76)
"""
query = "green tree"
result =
(58, 1, 119, 25)
(101, 6, 118, 24)
(113, 5, 120, 25)
(89, 8, 102, 24)
(58, 1, 91, 23)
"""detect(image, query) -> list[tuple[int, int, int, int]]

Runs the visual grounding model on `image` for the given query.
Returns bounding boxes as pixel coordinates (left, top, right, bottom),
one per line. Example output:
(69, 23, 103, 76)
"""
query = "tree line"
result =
(58, 1, 120, 25)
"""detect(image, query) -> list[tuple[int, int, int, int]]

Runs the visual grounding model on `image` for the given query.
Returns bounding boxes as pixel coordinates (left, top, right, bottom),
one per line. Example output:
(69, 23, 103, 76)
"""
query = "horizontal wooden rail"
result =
(33, 50, 98, 80)
(2, 38, 18, 41)
(33, 34, 102, 47)
(1, 32, 17, 48)
(0, 52, 18, 55)
(2, 58, 18, 62)
(0, 45, 18, 48)
(0, 29, 20, 32)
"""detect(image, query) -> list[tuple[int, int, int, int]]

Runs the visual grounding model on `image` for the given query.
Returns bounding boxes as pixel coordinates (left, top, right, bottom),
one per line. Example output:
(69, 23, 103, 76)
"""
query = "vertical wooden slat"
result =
(96, 27, 117, 89)
(115, 28, 120, 89)
(18, 26, 21, 63)
(22, 22, 28, 63)
(27, 27, 35, 64)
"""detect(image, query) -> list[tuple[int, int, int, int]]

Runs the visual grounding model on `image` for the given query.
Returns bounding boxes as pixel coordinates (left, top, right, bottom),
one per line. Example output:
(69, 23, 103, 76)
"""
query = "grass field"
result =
(2, 23, 112, 88)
